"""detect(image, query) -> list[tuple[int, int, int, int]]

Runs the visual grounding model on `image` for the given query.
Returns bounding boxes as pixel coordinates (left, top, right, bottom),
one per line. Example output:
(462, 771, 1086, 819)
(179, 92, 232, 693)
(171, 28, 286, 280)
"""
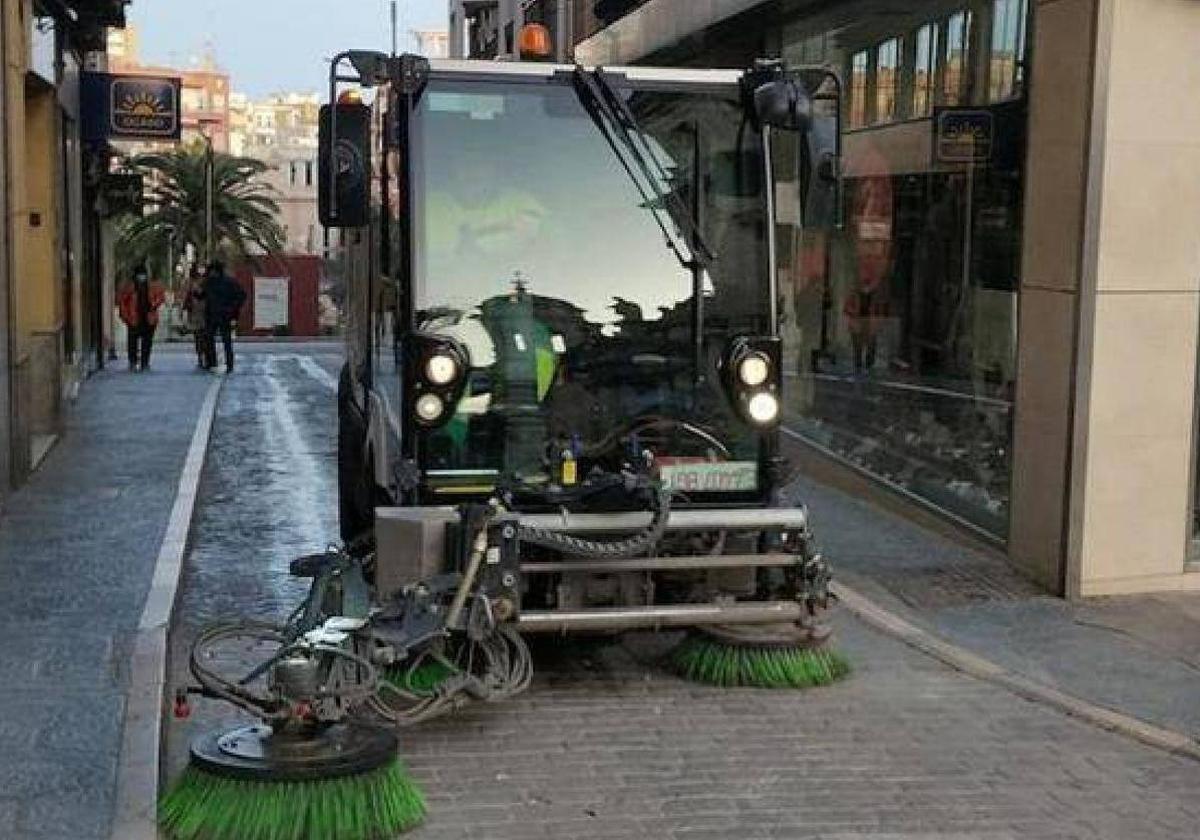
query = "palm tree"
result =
(116, 143, 286, 281)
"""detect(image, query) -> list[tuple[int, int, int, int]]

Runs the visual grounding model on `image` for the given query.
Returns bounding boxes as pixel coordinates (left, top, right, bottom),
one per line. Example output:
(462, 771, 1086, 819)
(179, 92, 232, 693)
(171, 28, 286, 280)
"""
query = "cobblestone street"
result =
(164, 345, 1200, 840)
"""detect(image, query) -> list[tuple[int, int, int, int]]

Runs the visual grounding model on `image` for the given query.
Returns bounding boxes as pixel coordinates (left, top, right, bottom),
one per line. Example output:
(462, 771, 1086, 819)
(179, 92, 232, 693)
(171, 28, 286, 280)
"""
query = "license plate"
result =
(658, 461, 758, 493)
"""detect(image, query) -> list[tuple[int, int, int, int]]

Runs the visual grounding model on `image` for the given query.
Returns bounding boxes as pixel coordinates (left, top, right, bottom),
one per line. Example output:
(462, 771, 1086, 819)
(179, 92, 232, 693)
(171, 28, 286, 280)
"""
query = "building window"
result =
(875, 37, 901, 124)
(289, 162, 297, 185)
(989, 0, 1028, 102)
(943, 10, 973, 106)
(849, 49, 870, 129)
(913, 23, 938, 117)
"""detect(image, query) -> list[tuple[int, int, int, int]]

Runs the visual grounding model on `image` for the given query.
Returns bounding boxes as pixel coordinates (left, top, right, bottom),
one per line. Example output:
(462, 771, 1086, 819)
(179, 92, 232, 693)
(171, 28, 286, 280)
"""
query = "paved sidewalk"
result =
(0, 350, 215, 840)
(783, 464, 1200, 742)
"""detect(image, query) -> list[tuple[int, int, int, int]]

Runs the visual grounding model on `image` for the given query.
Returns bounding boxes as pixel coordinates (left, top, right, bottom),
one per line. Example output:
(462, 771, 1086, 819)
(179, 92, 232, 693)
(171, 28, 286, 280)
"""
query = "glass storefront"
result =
(772, 0, 1029, 539)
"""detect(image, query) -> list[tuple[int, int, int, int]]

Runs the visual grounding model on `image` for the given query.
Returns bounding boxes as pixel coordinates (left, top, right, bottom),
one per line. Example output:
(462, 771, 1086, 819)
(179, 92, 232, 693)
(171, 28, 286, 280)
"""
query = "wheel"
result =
(337, 363, 375, 546)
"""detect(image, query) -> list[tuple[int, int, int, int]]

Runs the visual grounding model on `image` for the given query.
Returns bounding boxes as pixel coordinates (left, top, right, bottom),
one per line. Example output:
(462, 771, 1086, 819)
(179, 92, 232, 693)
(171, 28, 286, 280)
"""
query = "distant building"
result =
(234, 92, 322, 255)
(412, 29, 450, 58)
(227, 91, 249, 156)
(449, 1, 574, 61)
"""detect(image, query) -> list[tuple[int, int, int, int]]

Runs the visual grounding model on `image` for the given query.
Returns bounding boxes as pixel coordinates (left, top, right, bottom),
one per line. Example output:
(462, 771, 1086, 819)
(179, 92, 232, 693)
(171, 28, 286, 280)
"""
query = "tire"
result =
(337, 364, 375, 546)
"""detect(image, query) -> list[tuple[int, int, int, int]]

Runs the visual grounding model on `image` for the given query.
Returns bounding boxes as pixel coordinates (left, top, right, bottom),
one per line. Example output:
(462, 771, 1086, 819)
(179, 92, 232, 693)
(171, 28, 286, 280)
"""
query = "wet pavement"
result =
(166, 345, 343, 781)
(0, 351, 213, 840)
(165, 343, 1200, 839)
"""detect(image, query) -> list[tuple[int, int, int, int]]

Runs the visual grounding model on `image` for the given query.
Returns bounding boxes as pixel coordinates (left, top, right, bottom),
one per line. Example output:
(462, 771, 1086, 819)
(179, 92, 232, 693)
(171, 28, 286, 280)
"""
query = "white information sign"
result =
(254, 276, 289, 330)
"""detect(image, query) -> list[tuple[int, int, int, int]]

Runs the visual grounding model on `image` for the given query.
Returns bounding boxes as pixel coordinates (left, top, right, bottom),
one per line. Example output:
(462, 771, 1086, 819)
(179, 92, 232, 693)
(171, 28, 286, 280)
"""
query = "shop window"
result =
(989, 0, 1027, 102)
(913, 23, 938, 117)
(778, 3, 1021, 540)
(875, 38, 901, 124)
(849, 49, 869, 129)
(943, 10, 972, 106)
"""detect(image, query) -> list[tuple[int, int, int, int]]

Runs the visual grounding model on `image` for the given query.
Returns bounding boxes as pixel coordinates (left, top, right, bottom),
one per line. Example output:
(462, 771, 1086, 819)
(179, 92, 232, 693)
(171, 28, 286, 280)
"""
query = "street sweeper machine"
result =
(162, 52, 846, 840)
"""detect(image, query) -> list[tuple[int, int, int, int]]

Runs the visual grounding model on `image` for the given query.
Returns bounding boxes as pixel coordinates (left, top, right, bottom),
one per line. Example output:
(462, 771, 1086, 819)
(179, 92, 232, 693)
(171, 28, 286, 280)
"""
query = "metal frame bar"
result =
(514, 507, 808, 533)
(517, 601, 803, 633)
(520, 553, 798, 574)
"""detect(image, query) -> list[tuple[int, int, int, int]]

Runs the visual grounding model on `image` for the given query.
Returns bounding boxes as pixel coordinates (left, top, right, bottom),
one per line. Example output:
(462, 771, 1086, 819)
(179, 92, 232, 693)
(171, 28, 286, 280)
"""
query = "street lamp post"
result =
(203, 132, 214, 264)
(164, 223, 177, 335)
(197, 119, 220, 265)
(165, 224, 176, 289)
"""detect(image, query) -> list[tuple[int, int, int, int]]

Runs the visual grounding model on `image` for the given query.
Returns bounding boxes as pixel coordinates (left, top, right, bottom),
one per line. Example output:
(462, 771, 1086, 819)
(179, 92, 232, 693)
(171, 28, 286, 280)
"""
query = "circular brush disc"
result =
(163, 723, 426, 839)
(190, 722, 397, 782)
(671, 622, 849, 689)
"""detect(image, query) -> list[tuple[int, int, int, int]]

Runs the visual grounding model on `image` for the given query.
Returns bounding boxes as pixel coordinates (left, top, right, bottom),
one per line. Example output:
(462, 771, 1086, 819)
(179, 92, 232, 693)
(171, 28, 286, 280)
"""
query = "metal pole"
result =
(204, 135, 213, 264)
(556, 0, 568, 62)
(391, 1, 398, 56)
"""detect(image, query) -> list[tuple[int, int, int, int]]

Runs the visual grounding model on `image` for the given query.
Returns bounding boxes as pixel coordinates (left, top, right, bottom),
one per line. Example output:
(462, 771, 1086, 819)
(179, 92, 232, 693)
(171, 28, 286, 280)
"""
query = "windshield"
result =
(410, 75, 771, 493)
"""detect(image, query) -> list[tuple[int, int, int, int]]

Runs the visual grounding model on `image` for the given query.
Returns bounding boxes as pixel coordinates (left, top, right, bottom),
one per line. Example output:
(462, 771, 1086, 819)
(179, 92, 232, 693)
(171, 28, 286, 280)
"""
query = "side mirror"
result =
(318, 103, 371, 228)
(751, 78, 813, 132)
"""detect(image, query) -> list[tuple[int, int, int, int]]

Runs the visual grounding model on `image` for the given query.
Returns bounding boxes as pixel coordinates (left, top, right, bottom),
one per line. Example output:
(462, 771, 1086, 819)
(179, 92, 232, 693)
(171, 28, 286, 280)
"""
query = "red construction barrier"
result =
(232, 255, 323, 337)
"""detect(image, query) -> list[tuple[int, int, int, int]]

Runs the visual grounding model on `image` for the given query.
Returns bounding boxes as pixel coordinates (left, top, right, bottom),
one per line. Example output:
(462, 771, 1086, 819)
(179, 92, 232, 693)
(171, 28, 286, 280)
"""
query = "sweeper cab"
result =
(326, 53, 844, 662)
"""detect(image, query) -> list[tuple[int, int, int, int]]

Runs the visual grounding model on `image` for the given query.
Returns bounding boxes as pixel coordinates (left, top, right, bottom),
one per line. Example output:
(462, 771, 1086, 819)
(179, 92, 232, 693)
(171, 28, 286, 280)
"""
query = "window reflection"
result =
(849, 50, 869, 128)
(944, 11, 972, 106)
(411, 82, 770, 485)
(913, 23, 937, 118)
(875, 37, 900, 123)
(776, 0, 1025, 538)
(989, 0, 1028, 102)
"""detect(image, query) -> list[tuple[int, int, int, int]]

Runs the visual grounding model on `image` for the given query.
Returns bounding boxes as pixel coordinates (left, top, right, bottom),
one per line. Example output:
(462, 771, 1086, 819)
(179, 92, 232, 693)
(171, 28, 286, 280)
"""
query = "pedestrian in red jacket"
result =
(117, 264, 166, 372)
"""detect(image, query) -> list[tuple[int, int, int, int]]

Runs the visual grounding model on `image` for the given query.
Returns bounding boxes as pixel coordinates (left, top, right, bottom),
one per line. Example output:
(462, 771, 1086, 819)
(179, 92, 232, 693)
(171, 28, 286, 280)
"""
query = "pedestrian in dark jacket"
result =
(202, 260, 247, 372)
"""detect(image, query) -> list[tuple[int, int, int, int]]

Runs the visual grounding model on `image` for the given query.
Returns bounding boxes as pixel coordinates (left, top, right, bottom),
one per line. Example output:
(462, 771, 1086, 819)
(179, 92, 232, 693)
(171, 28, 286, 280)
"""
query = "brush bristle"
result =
(671, 634, 850, 688)
(159, 757, 426, 840)
(385, 659, 457, 696)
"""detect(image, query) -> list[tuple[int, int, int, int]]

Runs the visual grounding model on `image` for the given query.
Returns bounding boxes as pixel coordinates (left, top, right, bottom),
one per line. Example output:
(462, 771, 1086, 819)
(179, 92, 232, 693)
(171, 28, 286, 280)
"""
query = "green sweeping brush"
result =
(385, 657, 458, 696)
(159, 723, 426, 840)
(671, 627, 850, 689)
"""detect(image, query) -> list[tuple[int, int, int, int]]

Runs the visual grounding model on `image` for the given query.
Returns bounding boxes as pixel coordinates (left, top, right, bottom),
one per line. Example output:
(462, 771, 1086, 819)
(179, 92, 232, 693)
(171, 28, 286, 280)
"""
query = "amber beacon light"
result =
(518, 23, 553, 61)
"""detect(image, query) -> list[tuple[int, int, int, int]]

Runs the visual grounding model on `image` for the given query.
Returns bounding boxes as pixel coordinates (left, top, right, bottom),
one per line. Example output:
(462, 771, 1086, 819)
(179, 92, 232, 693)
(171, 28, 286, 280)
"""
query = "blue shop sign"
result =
(82, 72, 181, 143)
(934, 109, 994, 164)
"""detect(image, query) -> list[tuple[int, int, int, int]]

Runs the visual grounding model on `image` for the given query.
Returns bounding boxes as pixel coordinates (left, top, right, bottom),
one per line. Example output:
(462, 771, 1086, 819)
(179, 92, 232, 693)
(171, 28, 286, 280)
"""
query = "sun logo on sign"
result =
(119, 90, 168, 117)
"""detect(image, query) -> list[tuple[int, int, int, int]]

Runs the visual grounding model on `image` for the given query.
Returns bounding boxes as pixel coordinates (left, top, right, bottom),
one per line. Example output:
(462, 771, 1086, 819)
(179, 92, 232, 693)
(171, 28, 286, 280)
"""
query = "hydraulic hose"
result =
(516, 483, 673, 559)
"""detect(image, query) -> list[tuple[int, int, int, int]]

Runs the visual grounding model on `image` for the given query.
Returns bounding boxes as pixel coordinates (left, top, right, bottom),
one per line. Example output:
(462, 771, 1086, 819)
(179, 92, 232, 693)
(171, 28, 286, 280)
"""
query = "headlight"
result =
(415, 393, 445, 423)
(746, 392, 779, 425)
(424, 353, 459, 386)
(737, 352, 771, 387)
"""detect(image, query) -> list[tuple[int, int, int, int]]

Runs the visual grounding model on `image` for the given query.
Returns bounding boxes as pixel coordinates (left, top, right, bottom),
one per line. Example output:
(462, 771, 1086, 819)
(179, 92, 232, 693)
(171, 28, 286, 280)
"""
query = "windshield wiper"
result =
(570, 67, 715, 273)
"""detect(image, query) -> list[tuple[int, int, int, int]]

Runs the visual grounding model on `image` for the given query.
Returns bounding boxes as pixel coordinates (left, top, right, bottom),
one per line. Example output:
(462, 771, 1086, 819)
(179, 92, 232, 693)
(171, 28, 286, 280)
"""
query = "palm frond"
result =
(116, 146, 288, 279)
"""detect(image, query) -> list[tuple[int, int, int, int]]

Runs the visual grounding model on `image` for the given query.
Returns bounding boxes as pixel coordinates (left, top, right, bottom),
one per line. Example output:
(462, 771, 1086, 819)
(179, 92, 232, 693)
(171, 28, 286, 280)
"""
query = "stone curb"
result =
(110, 376, 224, 840)
(832, 581, 1200, 762)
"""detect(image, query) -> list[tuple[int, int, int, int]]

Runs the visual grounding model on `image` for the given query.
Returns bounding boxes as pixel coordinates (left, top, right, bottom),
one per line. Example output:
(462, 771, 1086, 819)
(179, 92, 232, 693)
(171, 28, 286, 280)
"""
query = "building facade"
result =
(229, 92, 321, 255)
(0, 0, 127, 501)
(450, 1, 577, 61)
(564, 0, 1200, 598)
